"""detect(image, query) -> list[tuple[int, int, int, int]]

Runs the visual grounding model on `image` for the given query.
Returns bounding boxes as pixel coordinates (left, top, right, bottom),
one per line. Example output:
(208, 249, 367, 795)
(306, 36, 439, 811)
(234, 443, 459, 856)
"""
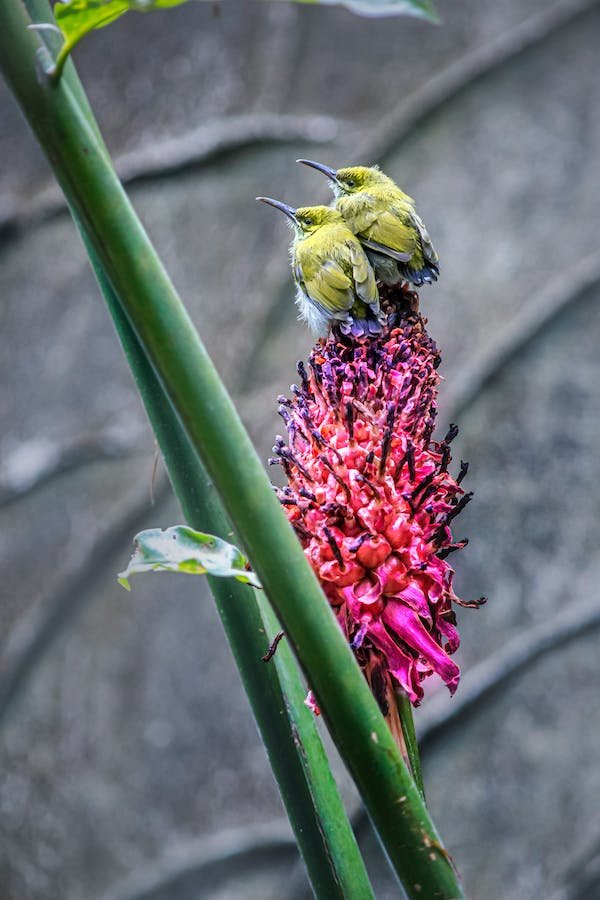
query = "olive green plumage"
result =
(298, 161, 439, 287)
(257, 199, 381, 335)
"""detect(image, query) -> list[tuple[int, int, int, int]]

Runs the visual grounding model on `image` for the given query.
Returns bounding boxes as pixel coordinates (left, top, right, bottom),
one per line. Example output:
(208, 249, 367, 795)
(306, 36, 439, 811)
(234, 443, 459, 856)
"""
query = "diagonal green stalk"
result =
(88, 237, 374, 898)
(0, 8, 464, 896)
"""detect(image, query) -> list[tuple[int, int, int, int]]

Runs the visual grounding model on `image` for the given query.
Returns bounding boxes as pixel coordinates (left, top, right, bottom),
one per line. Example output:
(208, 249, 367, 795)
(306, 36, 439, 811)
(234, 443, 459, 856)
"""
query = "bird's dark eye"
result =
(303, 217, 313, 226)
(346, 178, 355, 188)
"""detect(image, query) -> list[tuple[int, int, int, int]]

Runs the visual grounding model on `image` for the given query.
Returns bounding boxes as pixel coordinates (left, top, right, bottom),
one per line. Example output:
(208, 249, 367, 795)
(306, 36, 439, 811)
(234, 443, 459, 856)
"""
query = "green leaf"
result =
(286, 0, 438, 20)
(118, 525, 261, 590)
(53, 0, 130, 41)
(53, 0, 189, 41)
(49, 0, 190, 79)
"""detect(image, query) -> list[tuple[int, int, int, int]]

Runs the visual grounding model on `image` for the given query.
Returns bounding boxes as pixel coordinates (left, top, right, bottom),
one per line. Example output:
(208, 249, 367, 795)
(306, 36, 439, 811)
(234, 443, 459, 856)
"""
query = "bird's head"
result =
(294, 205, 342, 234)
(297, 160, 389, 197)
(257, 198, 342, 235)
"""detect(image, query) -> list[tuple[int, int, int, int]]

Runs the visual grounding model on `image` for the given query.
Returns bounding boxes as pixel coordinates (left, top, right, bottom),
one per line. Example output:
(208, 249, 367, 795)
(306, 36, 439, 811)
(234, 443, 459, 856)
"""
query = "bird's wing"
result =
(293, 259, 309, 298)
(320, 259, 353, 290)
(348, 240, 380, 313)
(337, 193, 379, 235)
(360, 237, 412, 263)
(362, 209, 416, 262)
(305, 259, 354, 314)
(411, 211, 439, 266)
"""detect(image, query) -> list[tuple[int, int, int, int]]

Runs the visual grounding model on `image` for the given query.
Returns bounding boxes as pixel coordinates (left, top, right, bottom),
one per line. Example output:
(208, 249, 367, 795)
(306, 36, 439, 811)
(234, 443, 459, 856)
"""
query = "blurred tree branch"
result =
(443, 248, 600, 422)
(0, 432, 149, 508)
(0, 113, 350, 239)
(418, 594, 600, 752)
(96, 823, 299, 900)
(0, 474, 170, 726)
(549, 818, 600, 900)
(360, 0, 600, 163)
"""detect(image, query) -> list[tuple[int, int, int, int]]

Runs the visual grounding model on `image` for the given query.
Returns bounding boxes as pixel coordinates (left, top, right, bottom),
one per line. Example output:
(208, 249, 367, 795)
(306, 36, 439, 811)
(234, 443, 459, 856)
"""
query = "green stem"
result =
(0, 8, 464, 896)
(94, 243, 373, 898)
(396, 688, 426, 800)
(45, 34, 74, 81)
(25, 0, 109, 150)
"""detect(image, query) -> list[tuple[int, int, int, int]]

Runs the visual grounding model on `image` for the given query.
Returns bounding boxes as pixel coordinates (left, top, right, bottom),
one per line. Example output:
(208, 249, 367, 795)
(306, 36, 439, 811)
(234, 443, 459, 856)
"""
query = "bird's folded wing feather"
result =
(304, 259, 354, 313)
(293, 260, 309, 297)
(412, 211, 439, 265)
(364, 209, 417, 260)
(348, 241, 380, 311)
(360, 238, 412, 263)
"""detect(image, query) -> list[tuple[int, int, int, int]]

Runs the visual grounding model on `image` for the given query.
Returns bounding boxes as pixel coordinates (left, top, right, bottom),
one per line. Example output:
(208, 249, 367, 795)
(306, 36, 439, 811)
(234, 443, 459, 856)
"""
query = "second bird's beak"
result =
(256, 196, 297, 222)
(296, 159, 338, 182)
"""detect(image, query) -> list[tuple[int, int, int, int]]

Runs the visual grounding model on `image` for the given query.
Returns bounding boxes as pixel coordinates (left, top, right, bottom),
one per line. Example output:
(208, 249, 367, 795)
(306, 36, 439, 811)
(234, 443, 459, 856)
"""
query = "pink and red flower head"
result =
(271, 286, 484, 714)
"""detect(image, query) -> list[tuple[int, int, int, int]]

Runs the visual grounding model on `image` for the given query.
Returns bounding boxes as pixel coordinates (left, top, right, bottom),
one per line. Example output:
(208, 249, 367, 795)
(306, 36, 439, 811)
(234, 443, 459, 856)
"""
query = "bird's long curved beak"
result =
(256, 196, 297, 222)
(296, 159, 338, 182)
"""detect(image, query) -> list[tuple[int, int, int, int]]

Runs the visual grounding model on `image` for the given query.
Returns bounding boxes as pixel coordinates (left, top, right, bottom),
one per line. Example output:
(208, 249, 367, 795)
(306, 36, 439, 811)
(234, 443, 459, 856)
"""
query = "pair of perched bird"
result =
(258, 161, 439, 335)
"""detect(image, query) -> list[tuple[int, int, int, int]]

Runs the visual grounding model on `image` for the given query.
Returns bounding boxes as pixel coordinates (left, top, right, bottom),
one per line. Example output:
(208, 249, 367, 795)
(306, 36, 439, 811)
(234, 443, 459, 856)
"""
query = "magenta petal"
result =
(382, 601, 460, 693)
(304, 690, 321, 716)
(398, 582, 431, 620)
(342, 580, 381, 619)
(367, 619, 423, 704)
(436, 615, 460, 654)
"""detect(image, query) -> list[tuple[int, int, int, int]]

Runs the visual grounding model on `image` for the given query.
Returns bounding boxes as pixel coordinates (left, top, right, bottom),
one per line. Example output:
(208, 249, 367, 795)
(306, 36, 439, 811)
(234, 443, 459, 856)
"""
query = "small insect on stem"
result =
(262, 630, 285, 662)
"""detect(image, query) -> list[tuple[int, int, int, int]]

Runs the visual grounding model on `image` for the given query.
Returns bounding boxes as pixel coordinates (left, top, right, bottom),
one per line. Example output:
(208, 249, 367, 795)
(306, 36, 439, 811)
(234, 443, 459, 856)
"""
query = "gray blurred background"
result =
(1, 0, 600, 897)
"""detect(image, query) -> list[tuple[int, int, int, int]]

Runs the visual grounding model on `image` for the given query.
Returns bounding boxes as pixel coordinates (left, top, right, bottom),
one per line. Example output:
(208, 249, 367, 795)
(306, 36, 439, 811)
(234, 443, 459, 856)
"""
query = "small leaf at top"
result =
(54, 0, 131, 43)
(118, 525, 261, 590)
(284, 0, 438, 20)
(49, 0, 192, 80)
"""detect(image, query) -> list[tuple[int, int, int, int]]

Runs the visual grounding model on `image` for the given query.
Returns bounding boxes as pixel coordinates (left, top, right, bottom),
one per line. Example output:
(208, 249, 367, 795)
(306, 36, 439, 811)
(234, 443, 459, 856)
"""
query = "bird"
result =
(257, 198, 382, 335)
(297, 160, 439, 287)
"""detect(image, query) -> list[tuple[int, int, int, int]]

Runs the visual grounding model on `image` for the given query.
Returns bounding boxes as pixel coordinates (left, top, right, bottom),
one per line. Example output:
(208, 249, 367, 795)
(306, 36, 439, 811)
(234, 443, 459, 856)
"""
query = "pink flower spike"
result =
(304, 690, 321, 716)
(272, 284, 484, 736)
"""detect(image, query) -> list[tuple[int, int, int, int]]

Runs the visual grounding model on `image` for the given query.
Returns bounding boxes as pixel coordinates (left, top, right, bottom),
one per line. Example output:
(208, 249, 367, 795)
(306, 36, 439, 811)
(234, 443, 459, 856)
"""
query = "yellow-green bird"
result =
(257, 198, 382, 335)
(297, 160, 439, 287)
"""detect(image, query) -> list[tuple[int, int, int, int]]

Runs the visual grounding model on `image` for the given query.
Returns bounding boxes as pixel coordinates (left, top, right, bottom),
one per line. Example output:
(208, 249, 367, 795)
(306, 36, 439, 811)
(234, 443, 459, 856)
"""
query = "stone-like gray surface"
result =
(425, 278, 600, 899)
(1, 0, 599, 898)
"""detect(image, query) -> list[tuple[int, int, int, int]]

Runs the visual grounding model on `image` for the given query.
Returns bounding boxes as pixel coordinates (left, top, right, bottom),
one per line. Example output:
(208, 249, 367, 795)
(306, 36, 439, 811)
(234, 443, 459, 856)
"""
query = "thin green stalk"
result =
(0, 10, 464, 896)
(396, 689, 426, 800)
(87, 240, 373, 898)
(25, 1, 105, 147)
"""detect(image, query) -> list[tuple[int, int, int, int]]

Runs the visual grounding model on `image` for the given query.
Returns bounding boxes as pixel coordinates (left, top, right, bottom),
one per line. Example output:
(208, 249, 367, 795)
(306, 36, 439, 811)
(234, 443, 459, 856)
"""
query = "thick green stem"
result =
(0, 8, 464, 896)
(90, 242, 373, 898)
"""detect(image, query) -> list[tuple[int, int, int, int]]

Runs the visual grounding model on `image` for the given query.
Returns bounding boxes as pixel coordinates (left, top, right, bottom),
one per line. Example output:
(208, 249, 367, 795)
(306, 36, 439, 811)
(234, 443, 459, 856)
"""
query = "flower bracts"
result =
(271, 285, 484, 715)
